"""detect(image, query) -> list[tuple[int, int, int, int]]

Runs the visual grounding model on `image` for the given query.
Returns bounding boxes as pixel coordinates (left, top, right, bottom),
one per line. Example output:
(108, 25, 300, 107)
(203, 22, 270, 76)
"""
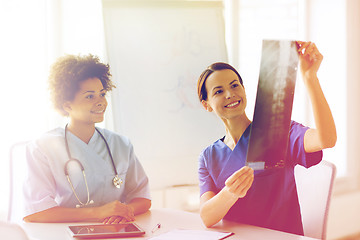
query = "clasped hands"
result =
(96, 200, 135, 224)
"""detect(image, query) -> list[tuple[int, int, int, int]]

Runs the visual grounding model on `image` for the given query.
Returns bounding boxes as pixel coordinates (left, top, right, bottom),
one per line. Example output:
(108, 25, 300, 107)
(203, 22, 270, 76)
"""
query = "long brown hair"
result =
(197, 62, 243, 102)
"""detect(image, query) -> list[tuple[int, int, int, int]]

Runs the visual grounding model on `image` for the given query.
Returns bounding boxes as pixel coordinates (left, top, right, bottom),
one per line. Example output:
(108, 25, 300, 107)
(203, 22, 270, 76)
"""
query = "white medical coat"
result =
(23, 127, 150, 217)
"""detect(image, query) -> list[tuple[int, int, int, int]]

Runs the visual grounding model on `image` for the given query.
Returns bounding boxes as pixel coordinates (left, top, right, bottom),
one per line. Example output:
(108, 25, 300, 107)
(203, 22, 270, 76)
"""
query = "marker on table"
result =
(151, 223, 161, 233)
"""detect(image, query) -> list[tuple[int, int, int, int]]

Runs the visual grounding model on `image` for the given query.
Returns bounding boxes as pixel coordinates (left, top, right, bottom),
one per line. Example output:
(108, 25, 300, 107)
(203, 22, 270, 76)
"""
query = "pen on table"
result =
(151, 223, 161, 233)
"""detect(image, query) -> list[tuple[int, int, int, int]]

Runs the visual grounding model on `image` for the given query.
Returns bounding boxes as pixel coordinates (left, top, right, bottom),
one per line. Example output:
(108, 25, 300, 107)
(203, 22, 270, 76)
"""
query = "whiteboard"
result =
(102, 0, 227, 189)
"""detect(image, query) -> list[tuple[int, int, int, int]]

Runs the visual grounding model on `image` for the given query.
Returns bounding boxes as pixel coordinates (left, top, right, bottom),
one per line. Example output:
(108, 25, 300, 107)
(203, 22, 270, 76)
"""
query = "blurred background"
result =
(0, 0, 358, 239)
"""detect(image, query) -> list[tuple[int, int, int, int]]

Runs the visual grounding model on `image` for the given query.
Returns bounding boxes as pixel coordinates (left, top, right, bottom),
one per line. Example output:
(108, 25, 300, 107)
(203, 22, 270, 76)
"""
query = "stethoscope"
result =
(64, 124, 123, 208)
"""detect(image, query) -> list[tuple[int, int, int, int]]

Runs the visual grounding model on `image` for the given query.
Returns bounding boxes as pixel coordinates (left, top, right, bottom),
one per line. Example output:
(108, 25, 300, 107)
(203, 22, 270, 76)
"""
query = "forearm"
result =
(128, 198, 151, 216)
(23, 206, 98, 223)
(200, 188, 238, 227)
(304, 75, 337, 151)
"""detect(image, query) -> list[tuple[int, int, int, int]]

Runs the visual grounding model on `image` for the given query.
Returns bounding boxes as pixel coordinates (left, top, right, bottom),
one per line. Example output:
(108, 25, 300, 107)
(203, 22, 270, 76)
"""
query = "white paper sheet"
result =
(149, 229, 233, 240)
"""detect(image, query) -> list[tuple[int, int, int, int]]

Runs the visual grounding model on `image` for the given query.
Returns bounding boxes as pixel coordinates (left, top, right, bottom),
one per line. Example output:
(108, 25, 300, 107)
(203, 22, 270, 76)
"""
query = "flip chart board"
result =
(102, 0, 227, 187)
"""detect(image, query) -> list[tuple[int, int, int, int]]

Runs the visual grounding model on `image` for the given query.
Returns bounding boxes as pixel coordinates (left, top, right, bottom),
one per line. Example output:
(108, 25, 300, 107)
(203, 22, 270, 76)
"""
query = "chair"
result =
(8, 141, 29, 223)
(0, 221, 30, 239)
(294, 160, 336, 240)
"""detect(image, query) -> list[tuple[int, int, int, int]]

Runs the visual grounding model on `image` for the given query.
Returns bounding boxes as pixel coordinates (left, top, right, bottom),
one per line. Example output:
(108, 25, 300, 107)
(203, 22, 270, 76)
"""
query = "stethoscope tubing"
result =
(64, 124, 121, 207)
(64, 124, 118, 177)
(94, 127, 119, 177)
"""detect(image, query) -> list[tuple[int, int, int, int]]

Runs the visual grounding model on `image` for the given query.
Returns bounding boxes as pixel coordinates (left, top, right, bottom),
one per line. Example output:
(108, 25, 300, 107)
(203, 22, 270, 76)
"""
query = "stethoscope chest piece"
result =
(113, 175, 123, 189)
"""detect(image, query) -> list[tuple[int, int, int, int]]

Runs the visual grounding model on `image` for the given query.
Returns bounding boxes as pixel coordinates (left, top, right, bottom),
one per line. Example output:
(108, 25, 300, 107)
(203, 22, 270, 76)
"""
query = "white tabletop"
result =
(21, 208, 317, 240)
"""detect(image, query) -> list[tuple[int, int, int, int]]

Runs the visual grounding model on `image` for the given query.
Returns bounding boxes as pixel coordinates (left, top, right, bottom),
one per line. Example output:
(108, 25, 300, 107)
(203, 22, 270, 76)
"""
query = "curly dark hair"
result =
(48, 54, 115, 116)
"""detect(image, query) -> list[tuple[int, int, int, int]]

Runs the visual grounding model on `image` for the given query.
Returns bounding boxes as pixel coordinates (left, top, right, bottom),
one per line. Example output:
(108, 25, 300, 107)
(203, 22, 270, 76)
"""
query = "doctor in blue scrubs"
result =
(23, 54, 151, 224)
(196, 41, 337, 235)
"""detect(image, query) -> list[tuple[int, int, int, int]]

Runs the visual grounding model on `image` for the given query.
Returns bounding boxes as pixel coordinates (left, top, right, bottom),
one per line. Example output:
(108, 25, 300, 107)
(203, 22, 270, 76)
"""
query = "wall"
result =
(326, 0, 360, 239)
(328, 193, 360, 239)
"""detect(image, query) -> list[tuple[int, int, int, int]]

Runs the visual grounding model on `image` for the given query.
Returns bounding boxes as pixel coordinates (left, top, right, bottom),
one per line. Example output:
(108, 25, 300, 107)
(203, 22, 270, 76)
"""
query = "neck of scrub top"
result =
(66, 122, 96, 144)
(222, 115, 251, 147)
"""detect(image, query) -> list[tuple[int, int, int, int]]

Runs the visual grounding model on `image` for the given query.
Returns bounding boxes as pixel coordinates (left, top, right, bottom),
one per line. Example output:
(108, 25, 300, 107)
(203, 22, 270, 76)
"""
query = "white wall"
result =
(326, 0, 360, 239)
(328, 193, 360, 239)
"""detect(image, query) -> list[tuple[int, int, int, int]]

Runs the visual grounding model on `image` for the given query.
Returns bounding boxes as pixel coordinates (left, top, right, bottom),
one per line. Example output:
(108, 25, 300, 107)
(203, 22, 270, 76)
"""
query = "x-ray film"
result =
(246, 40, 299, 170)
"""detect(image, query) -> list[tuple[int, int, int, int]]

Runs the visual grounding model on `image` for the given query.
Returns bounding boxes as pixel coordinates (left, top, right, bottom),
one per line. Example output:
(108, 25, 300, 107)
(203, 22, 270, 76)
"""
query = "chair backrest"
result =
(294, 160, 336, 240)
(0, 221, 30, 240)
(8, 141, 29, 223)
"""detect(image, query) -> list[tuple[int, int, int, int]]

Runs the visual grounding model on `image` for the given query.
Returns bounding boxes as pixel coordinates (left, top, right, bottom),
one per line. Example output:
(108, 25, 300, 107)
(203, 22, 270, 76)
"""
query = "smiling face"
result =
(202, 69, 247, 120)
(63, 77, 108, 127)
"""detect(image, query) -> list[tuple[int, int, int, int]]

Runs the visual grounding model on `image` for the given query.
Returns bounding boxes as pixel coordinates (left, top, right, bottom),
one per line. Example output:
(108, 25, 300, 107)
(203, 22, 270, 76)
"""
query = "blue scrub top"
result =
(198, 121, 322, 235)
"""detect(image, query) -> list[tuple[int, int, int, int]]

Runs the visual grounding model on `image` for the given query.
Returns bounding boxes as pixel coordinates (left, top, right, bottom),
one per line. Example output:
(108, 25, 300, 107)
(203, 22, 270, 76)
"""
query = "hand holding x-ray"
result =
(224, 166, 254, 199)
(297, 41, 323, 80)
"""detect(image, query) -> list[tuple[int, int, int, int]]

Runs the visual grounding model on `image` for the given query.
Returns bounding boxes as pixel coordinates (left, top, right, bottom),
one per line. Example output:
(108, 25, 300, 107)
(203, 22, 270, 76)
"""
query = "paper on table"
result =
(148, 229, 233, 240)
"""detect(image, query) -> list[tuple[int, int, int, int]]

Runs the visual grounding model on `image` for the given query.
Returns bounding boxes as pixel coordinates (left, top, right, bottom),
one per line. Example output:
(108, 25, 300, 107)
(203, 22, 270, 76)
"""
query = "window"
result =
(224, 0, 347, 180)
(0, 0, 105, 218)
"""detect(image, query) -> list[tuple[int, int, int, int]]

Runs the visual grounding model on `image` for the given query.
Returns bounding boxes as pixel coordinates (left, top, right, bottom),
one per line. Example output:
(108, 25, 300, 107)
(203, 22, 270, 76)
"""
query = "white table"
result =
(21, 208, 318, 240)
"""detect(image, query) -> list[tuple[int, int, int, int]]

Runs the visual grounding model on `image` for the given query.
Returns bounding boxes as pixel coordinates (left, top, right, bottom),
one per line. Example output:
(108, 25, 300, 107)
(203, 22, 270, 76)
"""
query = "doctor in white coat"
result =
(23, 54, 151, 224)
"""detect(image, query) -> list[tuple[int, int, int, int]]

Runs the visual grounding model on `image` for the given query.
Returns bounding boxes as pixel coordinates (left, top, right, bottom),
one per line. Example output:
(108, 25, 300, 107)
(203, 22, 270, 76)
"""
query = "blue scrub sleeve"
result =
(198, 151, 217, 197)
(288, 121, 322, 168)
